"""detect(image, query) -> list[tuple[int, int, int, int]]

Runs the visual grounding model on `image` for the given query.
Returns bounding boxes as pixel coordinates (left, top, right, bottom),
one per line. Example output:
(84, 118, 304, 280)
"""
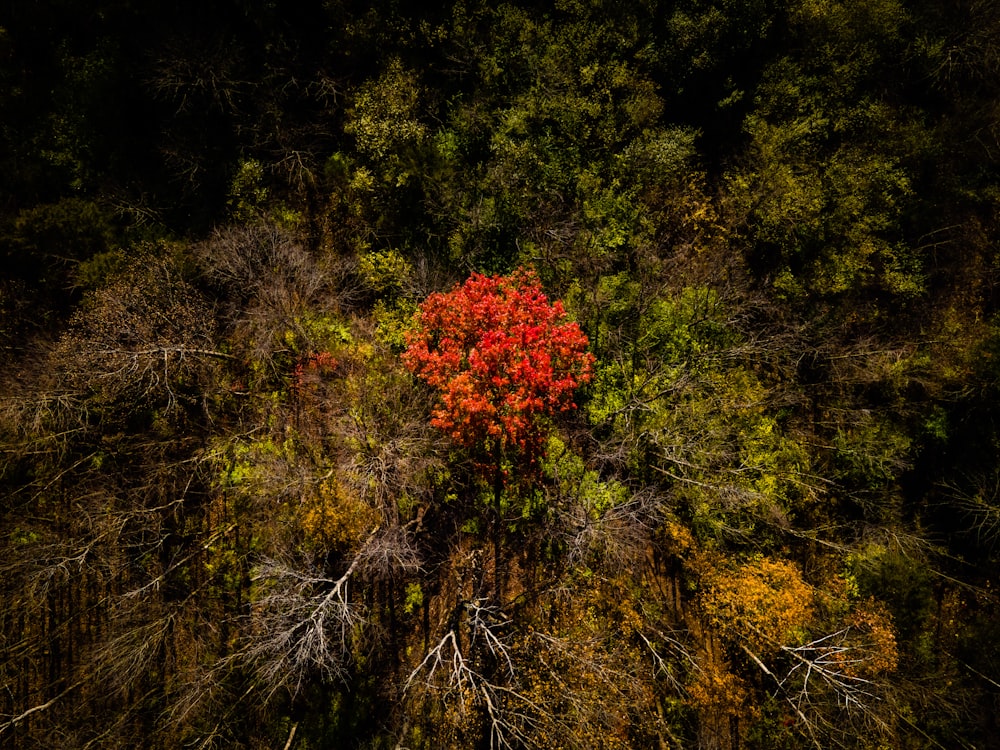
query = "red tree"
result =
(402, 269, 593, 467)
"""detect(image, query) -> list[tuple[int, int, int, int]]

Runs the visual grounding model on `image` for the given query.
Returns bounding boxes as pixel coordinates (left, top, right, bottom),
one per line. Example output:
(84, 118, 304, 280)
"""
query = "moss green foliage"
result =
(3, 1, 1000, 748)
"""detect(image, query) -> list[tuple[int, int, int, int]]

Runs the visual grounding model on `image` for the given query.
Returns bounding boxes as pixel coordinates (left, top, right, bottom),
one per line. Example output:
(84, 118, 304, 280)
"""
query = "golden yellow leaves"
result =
(686, 662, 754, 721)
(842, 597, 898, 677)
(698, 556, 814, 651)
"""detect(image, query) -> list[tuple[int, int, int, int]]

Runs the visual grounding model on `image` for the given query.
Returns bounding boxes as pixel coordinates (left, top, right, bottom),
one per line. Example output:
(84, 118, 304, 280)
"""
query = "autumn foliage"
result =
(9, 1, 1000, 746)
(402, 269, 593, 461)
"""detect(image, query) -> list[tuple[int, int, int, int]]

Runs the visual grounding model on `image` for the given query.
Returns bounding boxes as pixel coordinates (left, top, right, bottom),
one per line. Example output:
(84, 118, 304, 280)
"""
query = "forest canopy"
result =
(2, 1, 1000, 748)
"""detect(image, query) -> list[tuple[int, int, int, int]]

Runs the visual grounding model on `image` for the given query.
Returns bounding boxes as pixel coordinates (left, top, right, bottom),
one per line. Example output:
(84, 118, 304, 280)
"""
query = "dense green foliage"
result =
(3, 1, 1000, 747)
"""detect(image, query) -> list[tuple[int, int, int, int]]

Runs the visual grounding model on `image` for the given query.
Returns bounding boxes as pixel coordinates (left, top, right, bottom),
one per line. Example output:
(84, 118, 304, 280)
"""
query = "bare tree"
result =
(403, 600, 538, 750)
(52, 250, 226, 416)
(246, 527, 396, 697)
(195, 224, 356, 377)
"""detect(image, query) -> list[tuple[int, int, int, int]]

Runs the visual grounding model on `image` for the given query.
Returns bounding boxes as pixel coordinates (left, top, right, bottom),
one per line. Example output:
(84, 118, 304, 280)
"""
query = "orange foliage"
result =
(402, 269, 593, 465)
(842, 597, 899, 677)
(686, 661, 755, 720)
(699, 556, 814, 650)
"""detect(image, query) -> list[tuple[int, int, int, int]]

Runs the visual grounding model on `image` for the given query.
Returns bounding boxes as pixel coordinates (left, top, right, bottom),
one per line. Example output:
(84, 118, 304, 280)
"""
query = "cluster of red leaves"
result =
(402, 269, 594, 461)
(291, 350, 338, 394)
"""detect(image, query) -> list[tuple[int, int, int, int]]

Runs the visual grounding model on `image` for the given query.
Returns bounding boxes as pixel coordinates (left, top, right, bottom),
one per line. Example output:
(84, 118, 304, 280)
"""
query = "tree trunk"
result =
(493, 459, 503, 606)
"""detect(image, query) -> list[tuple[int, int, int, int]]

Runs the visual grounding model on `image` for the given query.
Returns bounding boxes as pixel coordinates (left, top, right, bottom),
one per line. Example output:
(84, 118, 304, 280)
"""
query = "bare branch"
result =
(403, 602, 538, 750)
(0, 679, 85, 735)
(246, 530, 378, 695)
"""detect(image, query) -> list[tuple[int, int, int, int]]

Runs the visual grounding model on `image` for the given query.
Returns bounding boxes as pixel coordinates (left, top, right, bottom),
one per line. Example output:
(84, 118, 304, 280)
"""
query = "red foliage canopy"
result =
(402, 269, 593, 461)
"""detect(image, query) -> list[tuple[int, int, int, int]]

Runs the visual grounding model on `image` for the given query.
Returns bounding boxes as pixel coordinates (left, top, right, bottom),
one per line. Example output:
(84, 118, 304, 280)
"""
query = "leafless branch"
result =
(403, 601, 538, 750)
(247, 530, 378, 695)
(740, 625, 895, 748)
(356, 524, 422, 579)
(778, 630, 878, 711)
(0, 679, 85, 735)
